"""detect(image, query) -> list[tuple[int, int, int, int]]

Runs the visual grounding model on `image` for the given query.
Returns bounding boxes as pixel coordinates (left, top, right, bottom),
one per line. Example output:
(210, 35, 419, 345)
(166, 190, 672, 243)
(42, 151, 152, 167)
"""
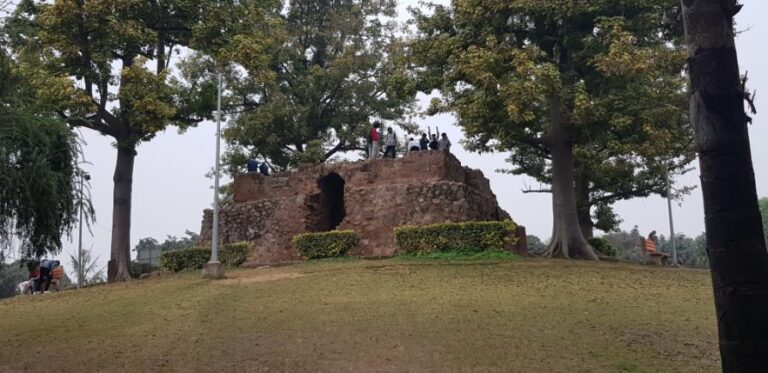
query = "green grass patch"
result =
(398, 249, 519, 261)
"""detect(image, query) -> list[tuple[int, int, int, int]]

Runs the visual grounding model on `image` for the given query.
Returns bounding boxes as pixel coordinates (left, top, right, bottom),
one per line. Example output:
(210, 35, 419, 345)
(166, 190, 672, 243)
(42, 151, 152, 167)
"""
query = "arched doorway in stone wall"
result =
(305, 172, 346, 232)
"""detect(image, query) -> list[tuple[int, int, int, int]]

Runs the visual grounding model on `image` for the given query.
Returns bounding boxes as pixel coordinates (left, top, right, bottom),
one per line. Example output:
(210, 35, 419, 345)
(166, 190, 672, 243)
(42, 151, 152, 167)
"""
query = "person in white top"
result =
(408, 137, 420, 154)
(383, 127, 398, 158)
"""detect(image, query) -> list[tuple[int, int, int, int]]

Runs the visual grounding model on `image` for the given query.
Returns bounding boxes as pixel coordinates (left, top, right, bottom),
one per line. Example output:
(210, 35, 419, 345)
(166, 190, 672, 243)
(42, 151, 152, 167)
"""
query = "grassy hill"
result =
(0, 258, 719, 372)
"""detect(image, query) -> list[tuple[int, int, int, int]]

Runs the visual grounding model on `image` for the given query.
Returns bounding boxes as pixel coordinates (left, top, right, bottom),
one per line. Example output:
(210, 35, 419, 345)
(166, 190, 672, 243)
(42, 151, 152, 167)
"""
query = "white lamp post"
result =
(202, 71, 226, 279)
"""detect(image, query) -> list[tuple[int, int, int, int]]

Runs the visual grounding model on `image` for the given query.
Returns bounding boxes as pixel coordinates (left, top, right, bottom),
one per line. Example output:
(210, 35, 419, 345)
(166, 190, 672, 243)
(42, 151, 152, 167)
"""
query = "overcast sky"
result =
(45, 0, 768, 274)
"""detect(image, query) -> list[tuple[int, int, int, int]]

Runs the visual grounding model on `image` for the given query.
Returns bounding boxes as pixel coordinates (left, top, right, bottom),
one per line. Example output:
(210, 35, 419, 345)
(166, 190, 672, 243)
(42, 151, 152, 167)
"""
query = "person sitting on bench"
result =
(37, 259, 60, 293)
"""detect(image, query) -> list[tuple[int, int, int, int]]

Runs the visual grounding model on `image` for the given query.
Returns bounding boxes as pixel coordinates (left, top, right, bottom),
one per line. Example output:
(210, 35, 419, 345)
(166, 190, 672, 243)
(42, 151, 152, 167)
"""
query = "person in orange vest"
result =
(644, 231, 659, 253)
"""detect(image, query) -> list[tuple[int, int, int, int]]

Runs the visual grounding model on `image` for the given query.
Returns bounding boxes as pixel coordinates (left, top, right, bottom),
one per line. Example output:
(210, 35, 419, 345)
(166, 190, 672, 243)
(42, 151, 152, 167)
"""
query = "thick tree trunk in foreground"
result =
(109, 145, 136, 282)
(544, 98, 598, 260)
(681, 0, 768, 370)
(575, 175, 594, 239)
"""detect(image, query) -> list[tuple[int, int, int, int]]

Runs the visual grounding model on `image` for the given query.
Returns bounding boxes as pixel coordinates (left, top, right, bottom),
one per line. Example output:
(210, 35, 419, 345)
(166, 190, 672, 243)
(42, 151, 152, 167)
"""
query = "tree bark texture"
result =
(575, 173, 594, 239)
(681, 0, 768, 370)
(544, 97, 599, 260)
(109, 145, 136, 282)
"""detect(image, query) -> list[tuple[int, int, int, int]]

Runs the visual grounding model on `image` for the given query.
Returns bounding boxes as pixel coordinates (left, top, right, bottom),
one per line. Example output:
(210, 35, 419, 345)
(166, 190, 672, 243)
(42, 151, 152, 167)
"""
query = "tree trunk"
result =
(681, 0, 768, 370)
(575, 172, 594, 239)
(544, 97, 598, 260)
(109, 145, 136, 282)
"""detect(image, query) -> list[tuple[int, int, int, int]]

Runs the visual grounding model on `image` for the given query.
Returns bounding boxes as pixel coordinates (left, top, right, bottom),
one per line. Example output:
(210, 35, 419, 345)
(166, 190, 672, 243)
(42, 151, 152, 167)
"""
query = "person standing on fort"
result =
(247, 159, 259, 173)
(429, 134, 439, 150)
(419, 133, 429, 151)
(438, 133, 451, 151)
(383, 127, 398, 158)
(408, 137, 420, 154)
(368, 122, 381, 160)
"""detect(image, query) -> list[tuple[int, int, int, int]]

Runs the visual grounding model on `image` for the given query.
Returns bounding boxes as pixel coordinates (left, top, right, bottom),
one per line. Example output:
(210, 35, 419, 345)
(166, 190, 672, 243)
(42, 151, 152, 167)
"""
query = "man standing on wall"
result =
(383, 127, 398, 159)
(369, 122, 381, 160)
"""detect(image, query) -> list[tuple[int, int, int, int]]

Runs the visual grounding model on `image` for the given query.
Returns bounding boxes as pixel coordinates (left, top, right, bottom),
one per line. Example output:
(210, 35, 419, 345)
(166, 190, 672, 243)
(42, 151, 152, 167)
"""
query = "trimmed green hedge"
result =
(394, 220, 517, 254)
(159, 242, 252, 272)
(588, 237, 617, 257)
(292, 230, 359, 259)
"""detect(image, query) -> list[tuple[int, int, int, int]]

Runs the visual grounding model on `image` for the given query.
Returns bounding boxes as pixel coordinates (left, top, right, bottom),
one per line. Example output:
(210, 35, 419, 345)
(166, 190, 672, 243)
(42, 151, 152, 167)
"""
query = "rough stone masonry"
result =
(199, 151, 527, 265)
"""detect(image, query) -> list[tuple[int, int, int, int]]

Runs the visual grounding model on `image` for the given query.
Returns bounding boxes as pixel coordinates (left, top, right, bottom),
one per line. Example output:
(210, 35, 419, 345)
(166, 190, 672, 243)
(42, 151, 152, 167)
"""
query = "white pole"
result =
(77, 171, 84, 288)
(210, 72, 223, 264)
(666, 168, 677, 265)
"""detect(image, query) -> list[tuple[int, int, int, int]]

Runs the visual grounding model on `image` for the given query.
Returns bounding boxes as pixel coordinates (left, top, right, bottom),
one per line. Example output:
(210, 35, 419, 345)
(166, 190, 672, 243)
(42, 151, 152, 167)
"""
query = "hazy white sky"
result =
(52, 0, 767, 273)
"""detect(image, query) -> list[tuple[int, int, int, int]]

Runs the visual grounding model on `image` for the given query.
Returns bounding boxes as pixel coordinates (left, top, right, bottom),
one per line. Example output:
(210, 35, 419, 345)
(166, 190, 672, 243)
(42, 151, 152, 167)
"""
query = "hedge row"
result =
(394, 220, 517, 254)
(159, 242, 251, 272)
(292, 230, 359, 259)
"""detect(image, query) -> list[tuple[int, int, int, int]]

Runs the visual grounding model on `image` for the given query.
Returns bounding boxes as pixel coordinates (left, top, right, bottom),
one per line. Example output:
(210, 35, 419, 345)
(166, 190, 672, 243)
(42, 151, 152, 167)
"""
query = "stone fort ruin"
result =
(199, 151, 526, 265)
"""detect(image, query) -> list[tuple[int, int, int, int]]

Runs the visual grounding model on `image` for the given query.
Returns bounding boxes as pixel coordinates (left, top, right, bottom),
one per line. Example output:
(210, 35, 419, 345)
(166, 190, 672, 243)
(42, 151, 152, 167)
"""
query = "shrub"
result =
(220, 242, 251, 267)
(292, 230, 359, 259)
(588, 237, 618, 257)
(158, 242, 252, 272)
(394, 220, 517, 254)
(130, 261, 157, 278)
(159, 248, 210, 272)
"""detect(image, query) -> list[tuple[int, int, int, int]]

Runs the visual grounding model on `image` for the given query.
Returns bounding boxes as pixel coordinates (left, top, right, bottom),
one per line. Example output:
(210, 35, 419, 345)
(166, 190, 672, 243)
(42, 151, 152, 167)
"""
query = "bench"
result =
(643, 239, 669, 265)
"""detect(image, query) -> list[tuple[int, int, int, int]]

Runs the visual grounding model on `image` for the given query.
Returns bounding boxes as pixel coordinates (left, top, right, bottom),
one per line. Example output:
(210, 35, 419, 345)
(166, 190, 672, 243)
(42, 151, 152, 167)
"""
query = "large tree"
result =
(412, 0, 687, 258)
(219, 0, 417, 172)
(0, 46, 87, 260)
(680, 0, 768, 369)
(7, 0, 273, 281)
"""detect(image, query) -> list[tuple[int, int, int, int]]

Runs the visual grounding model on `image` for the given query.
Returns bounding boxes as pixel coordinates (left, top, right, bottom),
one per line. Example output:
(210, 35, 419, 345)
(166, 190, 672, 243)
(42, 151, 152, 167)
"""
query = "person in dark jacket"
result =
(428, 134, 439, 150)
(259, 162, 269, 176)
(37, 259, 60, 292)
(247, 159, 259, 173)
(419, 133, 429, 151)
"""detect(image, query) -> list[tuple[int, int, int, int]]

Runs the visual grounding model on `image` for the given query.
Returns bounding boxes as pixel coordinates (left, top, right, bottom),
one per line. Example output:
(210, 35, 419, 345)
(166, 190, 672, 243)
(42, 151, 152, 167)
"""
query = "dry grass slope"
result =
(0, 258, 718, 372)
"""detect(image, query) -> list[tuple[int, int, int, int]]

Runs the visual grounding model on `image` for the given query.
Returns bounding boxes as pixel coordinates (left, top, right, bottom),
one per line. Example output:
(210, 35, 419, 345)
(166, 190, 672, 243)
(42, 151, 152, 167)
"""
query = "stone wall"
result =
(199, 151, 525, 265)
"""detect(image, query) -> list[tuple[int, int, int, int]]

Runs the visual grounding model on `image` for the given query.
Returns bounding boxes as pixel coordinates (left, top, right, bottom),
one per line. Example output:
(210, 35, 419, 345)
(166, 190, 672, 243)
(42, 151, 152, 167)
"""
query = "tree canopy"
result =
(0, 48, 88, 260)
(217, 0, 418, 172)
(411, 0, 690, 256)
(6, 0, 275, 281)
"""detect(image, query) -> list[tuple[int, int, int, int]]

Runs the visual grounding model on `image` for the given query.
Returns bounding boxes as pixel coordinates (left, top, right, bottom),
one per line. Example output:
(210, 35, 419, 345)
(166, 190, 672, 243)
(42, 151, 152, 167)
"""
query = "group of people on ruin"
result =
(369, 121, 451, 160)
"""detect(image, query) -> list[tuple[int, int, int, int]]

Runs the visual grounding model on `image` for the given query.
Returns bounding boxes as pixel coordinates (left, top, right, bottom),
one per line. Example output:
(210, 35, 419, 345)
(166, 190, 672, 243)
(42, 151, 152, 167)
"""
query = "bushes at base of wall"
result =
(130, 261, 157, 278)
(292, 230, 359, 259)
(395, 220, 517, 254)
(159, 242, 252, 272)
(588, 237, 618, 257)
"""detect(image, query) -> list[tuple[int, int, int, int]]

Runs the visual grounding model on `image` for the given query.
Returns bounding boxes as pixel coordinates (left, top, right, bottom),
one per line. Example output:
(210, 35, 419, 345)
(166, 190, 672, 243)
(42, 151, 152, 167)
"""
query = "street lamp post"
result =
(202, 72, 226, 279)
(77, 171, 84, 288)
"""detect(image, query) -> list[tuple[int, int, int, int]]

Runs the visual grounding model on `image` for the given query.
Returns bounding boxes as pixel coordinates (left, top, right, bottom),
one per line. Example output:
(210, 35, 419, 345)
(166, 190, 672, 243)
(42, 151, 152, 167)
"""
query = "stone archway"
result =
(305, 172, 346, 232)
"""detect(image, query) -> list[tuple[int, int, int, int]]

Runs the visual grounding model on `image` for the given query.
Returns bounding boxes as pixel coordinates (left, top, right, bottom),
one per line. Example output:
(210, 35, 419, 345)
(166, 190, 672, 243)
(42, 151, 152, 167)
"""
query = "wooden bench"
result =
(643, 239, 669, 265)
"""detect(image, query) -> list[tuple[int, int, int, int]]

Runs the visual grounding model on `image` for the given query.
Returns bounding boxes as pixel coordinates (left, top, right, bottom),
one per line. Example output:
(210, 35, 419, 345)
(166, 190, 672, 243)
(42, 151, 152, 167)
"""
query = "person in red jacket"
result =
(368, 121, 381, 160)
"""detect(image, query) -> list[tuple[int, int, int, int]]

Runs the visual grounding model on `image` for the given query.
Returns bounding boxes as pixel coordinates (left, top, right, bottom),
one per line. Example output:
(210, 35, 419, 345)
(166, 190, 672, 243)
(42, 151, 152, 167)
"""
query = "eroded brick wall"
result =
(199, 151, 522, 265)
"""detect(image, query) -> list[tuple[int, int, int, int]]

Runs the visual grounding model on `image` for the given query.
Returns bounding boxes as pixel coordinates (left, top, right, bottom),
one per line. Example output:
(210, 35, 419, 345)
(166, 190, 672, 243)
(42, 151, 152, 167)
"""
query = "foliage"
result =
(760, 197, 768, 244)
(218, 242, 251, 267)
(526, 235, 547, 255)
(134, 231, 200, 254)
(5, 0, 274, 280)
(398, 248, 518, 261)
(394, 221, 517, 255)
(159, 242, 251, 272)
(218, 0, 418, 172)
(67, 246, 105, 286)
(130, 261, 156, 279)
(159, 248, 210, 272)
(291, 231, 359, 260)
(587, 237, 618, 257)
(602, 226, 708, 268)
(0, 261, 28, 298)
(0, 47, 92, 260)
(410, 0, 692, 251)
(657, 233, 708, 268)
